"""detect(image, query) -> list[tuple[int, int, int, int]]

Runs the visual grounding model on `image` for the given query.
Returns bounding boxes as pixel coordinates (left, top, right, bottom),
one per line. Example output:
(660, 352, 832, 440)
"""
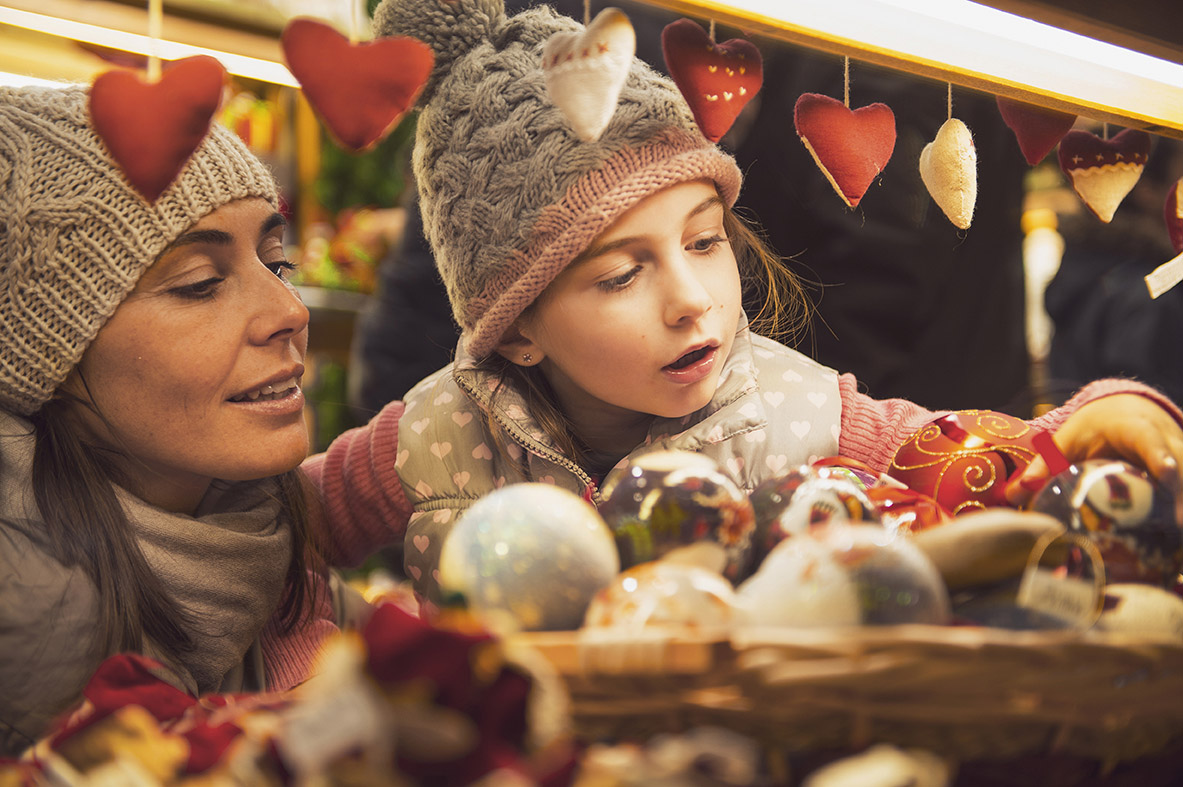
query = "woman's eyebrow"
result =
(163, 212, 286, 251)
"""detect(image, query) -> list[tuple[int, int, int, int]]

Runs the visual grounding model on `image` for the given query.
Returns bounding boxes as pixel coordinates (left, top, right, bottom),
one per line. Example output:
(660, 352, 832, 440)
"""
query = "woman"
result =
(0, 85, 406, 756)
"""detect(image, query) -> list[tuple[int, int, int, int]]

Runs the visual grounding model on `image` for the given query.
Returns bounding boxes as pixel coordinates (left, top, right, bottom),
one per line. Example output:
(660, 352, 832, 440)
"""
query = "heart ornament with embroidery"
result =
(661, 18, 763, 143)
(1057, 128, 1150, 222)
(919, 117, 977, 230)
(794, 92, 896, 208)
(282, 17, 433, 153)
(996, 97, 1076, 166)
(89, 55, 226, 203)
(542, 7, 636, 142)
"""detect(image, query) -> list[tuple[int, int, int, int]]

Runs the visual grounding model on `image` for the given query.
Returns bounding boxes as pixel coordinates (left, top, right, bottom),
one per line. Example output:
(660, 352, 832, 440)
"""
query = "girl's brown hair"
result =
(23, 392, 317, 660)
(475, 200, 813, 470)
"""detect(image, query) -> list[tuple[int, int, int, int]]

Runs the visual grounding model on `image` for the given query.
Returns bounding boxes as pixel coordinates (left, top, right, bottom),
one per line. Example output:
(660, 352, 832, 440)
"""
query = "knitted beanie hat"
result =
(0, 85, 279, 416)
(373, 0, 743, 359)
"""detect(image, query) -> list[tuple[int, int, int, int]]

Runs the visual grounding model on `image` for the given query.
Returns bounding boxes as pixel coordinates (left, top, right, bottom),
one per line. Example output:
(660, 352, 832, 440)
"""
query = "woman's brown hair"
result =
(24, 392, 317, 660)
(475, 199, 814, 471)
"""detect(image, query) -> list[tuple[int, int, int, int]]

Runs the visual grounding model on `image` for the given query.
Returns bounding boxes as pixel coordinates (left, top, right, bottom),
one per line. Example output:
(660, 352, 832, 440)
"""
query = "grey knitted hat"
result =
(373, 0, 743, 359)
(0, 85, 279, 416)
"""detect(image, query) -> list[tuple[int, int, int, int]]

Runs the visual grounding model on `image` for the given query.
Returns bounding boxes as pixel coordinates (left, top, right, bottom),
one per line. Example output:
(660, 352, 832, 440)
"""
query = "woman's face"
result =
(511, 180, 743, 435)
(66, 198, 310, 513)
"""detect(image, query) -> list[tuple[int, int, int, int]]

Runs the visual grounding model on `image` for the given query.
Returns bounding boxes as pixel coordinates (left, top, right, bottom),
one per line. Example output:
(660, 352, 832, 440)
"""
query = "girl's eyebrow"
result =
(164, 212, 287, 251)
(574, 195, 724, 265)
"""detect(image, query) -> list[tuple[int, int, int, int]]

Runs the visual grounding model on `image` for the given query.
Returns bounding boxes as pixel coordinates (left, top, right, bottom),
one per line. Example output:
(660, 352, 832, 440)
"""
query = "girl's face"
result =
(511, 180, 742, 434)
(65, 198, 310, 513)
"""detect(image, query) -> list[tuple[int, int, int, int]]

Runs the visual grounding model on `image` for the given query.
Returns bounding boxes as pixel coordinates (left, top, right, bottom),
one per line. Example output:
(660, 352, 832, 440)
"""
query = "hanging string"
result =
(349, 0, 361, 44)
(1102, 122, 1109, 140)
(843, 56, 850, 108)
(709, 19, 716, 42)
(147, 0, 162, 82)
(583, 0, 590, 26)
(946, 83, 952, 120)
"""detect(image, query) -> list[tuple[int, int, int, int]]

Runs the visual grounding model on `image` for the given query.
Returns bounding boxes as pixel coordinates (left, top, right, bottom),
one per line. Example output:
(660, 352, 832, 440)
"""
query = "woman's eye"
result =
(266, 260, 298, 281)
(169, 277, 224, 300)
(598, 265, 641, 292)
(689, 235, 727, 253)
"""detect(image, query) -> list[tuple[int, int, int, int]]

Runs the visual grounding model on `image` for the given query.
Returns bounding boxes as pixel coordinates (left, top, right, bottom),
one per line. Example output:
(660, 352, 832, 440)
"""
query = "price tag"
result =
(1016, 530, 1105, 628)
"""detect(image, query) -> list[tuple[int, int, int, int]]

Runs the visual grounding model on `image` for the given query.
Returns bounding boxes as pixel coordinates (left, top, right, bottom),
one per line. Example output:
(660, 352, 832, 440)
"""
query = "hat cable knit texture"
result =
(373, 0, 742, 359)
(0, 85, 279, 416)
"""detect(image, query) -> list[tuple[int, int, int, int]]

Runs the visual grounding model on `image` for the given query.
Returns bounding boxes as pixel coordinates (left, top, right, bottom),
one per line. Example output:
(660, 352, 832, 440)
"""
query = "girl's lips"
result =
(226, 385, 305, 416)
(662, 345, 717, 384)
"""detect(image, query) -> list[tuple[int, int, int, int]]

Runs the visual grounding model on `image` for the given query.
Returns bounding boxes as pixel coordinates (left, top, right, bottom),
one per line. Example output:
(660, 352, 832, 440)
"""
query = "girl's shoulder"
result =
(747, 332, 840, 381)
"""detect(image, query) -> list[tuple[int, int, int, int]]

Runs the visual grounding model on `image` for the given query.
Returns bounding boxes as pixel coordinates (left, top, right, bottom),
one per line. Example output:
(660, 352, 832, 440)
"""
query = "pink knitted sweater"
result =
(283, 374, 1180, 686)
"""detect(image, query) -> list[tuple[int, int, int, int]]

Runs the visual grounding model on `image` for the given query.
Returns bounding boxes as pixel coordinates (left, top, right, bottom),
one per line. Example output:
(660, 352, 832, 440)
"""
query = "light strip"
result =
(645, 0, 1183, 134)
(0, 70, 75, 88)
(0, 6, 298, 87)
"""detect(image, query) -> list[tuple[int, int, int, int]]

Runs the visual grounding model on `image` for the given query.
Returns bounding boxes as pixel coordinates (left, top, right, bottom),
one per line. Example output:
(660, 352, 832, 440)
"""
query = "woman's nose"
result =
(250, 269, 310, 345)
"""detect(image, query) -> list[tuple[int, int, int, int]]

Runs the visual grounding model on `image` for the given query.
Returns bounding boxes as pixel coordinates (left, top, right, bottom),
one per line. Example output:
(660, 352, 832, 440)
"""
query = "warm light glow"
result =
(0, 6, 298, 87)
(649, 0, 1183, 133)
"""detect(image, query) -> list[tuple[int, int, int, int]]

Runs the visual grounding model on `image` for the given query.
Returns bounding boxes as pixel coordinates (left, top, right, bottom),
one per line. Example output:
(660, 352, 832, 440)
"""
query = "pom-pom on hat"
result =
(373, 0, 743, 359)
(0, 85, 279, 416)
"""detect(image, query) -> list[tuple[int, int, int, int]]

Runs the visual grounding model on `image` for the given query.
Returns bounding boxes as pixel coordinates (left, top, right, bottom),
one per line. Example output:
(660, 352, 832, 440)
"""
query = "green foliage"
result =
(313, 111, 418, 214)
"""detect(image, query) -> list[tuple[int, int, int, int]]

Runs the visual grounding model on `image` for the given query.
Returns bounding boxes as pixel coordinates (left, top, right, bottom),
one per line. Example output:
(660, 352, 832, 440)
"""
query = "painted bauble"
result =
(1030, 459, 1182, 587)
(749, 465, 879, 567)
(599, 450, 756, 583)
(865, 486, 952, 535)
(583, 561, 738, 632)
(1095, 583, 1183, 640)
(738, 524, 951, 627)
(736, 532, 861, 627)
(888, 410, 1044, 515)
(438, 483, 620, 631)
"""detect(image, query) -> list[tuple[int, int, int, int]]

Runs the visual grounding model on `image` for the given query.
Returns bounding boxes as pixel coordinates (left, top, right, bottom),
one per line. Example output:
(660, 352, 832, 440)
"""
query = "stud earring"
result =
(522, 353, 533, 364)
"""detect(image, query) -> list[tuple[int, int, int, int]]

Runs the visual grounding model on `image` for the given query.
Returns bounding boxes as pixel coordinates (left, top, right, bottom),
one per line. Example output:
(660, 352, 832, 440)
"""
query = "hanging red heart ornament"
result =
(661, 18, 762, 143)
(89, 55, 226, 203)
(996, 97, 1076, 166)
(1058, 128, 1150, 222)
(282, 17, 433, 153)
(794, 92, 895, 208)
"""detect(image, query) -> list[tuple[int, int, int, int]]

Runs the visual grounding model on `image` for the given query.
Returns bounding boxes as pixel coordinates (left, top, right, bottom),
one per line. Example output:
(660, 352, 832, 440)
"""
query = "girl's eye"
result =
(169, 277, 224, 300)
(266, 260, 298, 281)
(597, 264, 641, 292)
(689, 235, 727, 253)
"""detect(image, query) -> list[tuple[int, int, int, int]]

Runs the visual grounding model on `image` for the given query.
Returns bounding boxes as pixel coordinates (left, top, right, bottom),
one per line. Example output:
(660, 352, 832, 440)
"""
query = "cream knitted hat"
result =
(373, 0, 743, 359)
(0, 85, 279, 416)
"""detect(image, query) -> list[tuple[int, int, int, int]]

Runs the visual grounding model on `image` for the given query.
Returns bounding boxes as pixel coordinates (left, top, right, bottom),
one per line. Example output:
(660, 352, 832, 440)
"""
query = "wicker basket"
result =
(514, 625, 1183, 767)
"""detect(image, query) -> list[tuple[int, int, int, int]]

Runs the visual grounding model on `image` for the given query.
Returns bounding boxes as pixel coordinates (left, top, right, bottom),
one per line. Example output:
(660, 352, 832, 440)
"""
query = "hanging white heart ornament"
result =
(919, 117, 977, 230)
(542, 7, 636, 142)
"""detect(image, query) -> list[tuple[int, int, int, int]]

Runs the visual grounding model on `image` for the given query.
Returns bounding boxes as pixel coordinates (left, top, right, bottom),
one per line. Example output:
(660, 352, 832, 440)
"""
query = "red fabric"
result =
(281, 18, 432, 153)
(89, 56, 226, 202)
(996, 96, 1077, 166)
(661, 18, 763, 143)
(794, 92, 896, 208)
(362, 604, 538, 786)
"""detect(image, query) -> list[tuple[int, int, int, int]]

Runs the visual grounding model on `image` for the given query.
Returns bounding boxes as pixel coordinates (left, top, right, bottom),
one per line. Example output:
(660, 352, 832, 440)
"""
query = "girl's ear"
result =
(494, 324, 544, 367)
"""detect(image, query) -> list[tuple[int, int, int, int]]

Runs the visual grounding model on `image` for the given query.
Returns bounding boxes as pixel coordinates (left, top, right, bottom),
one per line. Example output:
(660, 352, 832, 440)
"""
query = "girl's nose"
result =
(663, 257, 713, 326)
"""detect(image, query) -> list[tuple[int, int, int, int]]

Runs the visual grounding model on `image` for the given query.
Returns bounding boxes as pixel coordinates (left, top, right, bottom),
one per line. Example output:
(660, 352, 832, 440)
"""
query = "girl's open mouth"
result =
(666, 346, 711, 370)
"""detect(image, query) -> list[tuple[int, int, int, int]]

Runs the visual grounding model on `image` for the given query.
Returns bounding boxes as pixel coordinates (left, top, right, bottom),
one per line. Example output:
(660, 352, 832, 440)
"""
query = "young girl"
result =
(0, 85, 406, 755)
(308, 0, 1183, 606)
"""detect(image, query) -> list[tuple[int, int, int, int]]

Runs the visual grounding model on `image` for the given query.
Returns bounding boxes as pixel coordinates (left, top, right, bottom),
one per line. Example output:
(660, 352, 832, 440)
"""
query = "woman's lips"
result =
(226, 384, 305, 416)
(662, 345, 717, 384)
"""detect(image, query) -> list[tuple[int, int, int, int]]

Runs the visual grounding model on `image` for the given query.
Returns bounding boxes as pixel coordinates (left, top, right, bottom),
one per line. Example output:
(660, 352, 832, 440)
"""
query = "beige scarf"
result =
(0, 412, 292, 696)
